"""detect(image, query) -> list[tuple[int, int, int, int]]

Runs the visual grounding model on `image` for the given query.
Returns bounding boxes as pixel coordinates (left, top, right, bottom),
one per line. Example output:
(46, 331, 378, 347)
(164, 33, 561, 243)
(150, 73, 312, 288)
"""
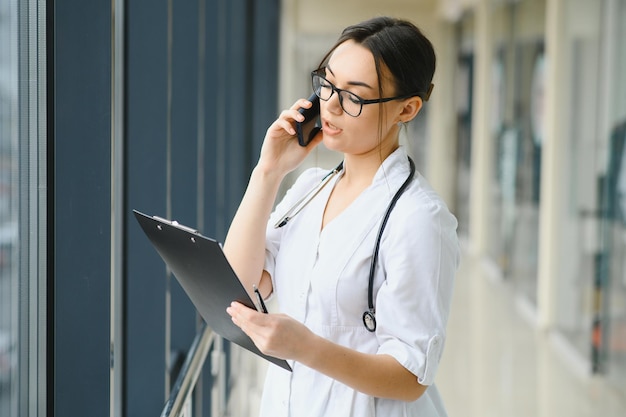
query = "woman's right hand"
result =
(256, 98, 323, 177)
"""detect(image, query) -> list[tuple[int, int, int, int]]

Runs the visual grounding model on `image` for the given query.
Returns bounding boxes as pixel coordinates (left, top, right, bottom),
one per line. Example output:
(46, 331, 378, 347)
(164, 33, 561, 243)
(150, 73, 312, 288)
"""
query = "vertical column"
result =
(428, 21, 459, 207)
(110, 0, 125, 415)
(537, 0, 566, 329)
(278, 0, 298, 109)
(468, 0, 494, 255)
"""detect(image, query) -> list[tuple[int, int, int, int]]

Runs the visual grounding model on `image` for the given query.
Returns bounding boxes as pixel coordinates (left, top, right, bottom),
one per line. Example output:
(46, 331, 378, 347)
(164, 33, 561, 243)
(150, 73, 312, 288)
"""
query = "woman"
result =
(224, 16, 459, 417)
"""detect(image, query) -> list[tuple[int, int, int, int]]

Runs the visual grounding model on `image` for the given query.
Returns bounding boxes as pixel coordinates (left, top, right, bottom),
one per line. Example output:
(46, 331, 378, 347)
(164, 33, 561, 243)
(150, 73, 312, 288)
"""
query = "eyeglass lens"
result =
(312, 73, 363, 117)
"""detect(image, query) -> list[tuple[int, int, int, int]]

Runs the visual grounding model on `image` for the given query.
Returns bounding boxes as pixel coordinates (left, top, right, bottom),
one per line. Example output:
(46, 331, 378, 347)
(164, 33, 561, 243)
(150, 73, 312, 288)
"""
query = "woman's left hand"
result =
(226, 301, 314, 361)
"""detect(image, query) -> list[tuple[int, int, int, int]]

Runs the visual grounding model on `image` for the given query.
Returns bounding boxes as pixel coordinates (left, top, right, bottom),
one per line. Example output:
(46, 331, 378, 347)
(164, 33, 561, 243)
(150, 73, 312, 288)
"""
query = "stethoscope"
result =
(275, 156, 416, 332)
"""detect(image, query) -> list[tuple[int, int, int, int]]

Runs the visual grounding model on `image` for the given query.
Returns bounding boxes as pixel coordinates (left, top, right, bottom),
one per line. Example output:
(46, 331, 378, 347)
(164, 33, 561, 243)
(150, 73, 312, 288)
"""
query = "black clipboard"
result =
(133, 209, 292, 371)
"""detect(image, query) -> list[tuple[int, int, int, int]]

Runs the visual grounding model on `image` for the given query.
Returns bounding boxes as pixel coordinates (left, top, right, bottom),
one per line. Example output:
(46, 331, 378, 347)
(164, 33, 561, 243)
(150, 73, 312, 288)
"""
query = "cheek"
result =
(351, 111, 380, 136)
(354, 111, 399, 148)
(346, 117, 380, 146)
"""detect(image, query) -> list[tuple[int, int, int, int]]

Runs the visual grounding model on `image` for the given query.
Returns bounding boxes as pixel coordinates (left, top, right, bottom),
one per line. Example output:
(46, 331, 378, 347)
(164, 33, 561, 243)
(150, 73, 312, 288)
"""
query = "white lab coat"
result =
(260, 147, 459, 417)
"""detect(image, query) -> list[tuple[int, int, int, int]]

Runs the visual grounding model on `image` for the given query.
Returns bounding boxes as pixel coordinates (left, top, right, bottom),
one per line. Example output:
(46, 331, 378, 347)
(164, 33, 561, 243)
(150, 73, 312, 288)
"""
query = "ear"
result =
(398, 96, 423, 124)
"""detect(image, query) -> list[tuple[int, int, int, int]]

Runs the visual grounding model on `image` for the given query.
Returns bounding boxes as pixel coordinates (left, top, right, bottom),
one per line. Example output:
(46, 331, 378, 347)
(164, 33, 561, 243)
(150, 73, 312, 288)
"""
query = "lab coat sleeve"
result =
(375, 197, 460, 386)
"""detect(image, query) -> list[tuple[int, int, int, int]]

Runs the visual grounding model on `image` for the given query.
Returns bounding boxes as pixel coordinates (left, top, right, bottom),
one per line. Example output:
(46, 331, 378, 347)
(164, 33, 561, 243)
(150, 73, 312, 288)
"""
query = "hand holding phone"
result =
(295, 93, 321, 147)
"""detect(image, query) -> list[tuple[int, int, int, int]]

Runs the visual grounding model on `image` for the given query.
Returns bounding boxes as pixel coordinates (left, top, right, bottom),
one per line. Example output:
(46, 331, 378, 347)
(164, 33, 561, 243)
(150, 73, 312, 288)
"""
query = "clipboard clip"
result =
(153, 215, 200, 235)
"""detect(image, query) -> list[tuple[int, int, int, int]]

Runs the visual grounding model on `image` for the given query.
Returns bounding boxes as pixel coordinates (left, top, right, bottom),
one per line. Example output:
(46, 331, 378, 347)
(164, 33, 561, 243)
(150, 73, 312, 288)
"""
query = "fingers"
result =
(227, 302, 272, 353)
(227, 302, 312, 361)
(257, 97, 321, 176)
(291, 97, 314, 111)
(274, 109, 303, 136)
(227, 301, 267, 334)
(227, 301, 255, 324)
(270, 98, 314, 137)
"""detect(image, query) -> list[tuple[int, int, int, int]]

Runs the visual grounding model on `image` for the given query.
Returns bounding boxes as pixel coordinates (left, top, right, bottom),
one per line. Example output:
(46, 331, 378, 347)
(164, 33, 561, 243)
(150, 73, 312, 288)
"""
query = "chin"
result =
(321, 135, 344, 152)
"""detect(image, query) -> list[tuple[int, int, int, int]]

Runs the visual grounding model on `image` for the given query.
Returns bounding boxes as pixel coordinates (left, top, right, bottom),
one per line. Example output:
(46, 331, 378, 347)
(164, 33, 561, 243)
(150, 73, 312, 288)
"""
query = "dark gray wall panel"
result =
(169, 0, 202, 377)
(125, 0, 169, 415)
(53, 0, 112, 415)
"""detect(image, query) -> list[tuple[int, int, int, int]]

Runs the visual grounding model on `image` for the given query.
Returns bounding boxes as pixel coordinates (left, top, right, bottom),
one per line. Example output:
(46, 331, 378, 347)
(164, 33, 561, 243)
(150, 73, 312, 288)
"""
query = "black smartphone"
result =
(295, 93, 321, 147)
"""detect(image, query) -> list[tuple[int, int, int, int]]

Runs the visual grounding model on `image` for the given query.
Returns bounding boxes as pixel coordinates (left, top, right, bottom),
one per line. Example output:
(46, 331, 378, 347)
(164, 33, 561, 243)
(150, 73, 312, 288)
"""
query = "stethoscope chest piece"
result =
(362, 310, 377, 332)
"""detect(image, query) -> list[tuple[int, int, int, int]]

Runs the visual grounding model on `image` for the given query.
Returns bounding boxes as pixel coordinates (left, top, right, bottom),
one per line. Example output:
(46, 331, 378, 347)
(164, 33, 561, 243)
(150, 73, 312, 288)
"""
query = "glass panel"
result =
(510, 36, 544, 305)
(453, 13, 475, 237)
(551, 0, 604, 365)
(489, 0, 545, 304)
(0, 0, 18, 415)
(489, 3, 514, 272)
(601, 0, 626, 395)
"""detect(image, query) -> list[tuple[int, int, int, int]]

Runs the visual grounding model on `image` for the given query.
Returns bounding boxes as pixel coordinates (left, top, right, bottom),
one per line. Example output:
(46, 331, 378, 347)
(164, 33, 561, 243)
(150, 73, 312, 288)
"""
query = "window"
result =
(0, 0, 20, 414)
(0, 0, 47, 415)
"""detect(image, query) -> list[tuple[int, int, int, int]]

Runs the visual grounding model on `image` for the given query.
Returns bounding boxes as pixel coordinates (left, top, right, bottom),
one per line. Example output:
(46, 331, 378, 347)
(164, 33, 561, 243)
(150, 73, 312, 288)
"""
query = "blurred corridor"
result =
(437, 247, 626, 417)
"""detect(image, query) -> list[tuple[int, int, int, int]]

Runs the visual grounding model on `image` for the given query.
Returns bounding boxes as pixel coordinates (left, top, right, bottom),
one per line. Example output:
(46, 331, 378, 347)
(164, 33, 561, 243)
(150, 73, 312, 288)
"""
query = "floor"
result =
(436, 249, 626, 417)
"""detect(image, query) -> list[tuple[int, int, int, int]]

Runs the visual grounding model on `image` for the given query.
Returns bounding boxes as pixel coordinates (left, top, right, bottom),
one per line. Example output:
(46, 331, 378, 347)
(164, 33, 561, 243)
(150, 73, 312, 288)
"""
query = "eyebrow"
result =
(326, 65, 374, 89)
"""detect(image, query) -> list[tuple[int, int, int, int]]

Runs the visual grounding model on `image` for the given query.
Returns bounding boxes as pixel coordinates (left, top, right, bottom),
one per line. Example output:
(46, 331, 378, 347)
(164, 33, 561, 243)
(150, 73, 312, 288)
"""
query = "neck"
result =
(341, 143, 399, 186)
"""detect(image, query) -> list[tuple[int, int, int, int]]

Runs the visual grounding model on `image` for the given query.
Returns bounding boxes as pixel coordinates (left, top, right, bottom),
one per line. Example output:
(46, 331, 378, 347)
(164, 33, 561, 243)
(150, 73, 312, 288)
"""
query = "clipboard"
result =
(133, 209, 292, 371)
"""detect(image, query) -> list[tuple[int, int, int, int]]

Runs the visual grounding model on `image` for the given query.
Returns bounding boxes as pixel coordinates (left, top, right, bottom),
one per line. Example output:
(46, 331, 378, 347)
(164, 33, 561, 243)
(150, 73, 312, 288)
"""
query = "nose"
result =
(326, 90, 343, 115)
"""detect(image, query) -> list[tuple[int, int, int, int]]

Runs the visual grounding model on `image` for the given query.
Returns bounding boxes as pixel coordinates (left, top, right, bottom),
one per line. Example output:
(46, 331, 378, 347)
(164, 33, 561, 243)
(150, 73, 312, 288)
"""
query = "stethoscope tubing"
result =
(274, 156, 416, 332)
(364, 156, 415, 332)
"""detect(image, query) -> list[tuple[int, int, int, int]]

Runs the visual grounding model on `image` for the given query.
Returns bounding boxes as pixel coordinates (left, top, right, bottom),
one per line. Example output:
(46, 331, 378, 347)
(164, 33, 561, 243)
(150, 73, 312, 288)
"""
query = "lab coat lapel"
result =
(316, 151, 410, 291)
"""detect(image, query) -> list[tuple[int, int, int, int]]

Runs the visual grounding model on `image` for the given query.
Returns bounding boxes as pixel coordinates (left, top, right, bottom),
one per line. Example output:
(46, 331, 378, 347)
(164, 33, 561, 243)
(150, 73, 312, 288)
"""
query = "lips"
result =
(322, 118, 342, 135)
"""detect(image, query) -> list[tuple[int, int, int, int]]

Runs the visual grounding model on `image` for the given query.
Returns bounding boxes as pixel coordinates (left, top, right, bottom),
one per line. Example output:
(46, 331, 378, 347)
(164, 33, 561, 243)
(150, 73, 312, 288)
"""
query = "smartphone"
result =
(295, 93, 321, 147)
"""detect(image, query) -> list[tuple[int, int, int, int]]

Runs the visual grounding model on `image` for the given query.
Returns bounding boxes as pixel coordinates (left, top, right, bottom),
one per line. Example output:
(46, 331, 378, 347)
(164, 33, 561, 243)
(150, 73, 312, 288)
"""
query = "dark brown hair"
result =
(319, 16, 436, 102)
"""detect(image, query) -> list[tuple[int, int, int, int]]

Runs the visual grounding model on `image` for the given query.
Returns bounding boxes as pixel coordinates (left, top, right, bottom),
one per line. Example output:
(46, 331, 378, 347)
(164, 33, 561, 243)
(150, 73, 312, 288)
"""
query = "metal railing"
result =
(160, 323, 215, 417)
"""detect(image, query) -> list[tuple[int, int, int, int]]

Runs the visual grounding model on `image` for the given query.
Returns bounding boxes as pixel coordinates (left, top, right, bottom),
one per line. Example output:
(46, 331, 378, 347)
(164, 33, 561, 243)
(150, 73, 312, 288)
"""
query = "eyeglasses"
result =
(311, 68, 423, 117)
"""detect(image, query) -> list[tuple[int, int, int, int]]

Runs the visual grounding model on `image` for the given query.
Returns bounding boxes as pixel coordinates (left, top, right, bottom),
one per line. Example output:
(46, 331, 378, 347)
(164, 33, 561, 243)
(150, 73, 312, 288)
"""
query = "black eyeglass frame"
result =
(311, 68, 431, 117)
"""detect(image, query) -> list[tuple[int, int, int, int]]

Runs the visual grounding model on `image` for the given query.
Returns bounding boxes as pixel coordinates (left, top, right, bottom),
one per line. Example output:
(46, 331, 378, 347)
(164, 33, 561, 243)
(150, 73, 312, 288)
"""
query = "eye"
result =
(346, 92, 362, 105)
(319, 78, 332, 89)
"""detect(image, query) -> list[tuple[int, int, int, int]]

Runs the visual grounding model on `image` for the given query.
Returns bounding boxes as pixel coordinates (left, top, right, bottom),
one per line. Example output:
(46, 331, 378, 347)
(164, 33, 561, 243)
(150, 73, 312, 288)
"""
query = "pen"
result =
(253, 284, 268, 314)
